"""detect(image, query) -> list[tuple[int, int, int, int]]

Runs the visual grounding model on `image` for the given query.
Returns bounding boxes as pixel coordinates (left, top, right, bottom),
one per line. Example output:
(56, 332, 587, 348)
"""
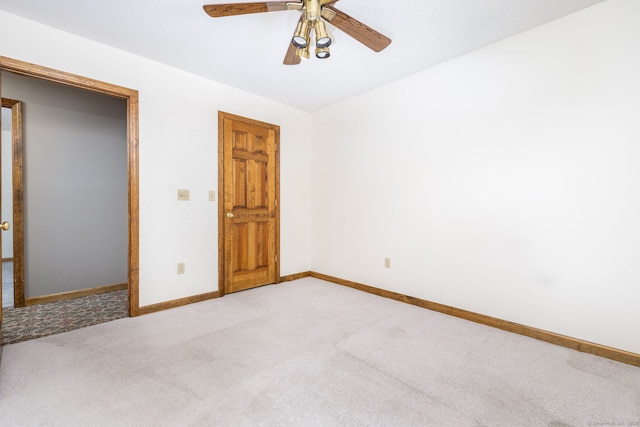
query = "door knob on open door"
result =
(226, 212, 234, 218)
(1, 221, 10, 231)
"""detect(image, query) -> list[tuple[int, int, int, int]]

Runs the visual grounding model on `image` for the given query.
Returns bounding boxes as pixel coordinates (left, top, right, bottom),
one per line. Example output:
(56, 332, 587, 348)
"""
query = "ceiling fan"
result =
(203, 0, 391, 65)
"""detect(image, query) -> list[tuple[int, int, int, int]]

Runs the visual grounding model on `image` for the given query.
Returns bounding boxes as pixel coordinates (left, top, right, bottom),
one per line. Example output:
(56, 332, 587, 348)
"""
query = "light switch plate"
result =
(209, 190, 216, 201)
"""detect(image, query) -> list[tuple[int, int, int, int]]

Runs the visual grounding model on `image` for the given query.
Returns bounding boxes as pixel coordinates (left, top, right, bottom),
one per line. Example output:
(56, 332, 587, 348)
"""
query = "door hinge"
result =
(275, 199, 278, 207)
(275, 255, 278, 263)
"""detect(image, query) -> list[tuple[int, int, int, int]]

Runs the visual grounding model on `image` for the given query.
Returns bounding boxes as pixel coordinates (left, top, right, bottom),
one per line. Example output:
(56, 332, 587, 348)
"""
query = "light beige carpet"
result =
(0, 277, 638, 426)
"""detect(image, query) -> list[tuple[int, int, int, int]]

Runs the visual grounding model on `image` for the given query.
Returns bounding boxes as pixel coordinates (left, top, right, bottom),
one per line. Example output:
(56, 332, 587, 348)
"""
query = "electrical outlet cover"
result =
(177, 189, 190, 201)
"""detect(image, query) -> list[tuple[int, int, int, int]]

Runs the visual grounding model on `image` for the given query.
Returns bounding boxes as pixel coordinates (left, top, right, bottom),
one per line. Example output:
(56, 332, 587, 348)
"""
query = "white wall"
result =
(310, 0, 640, 354)
(0, 10, 312, 306)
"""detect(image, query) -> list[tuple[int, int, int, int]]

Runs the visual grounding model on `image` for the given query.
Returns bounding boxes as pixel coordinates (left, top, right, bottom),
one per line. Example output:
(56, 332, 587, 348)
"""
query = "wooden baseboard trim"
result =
(279, 272, 311, 283)
(25, 282, 128, 306)
(307, 271, 640, 367)
(137, 291, 220, 316)
(137, 274, 307, 316)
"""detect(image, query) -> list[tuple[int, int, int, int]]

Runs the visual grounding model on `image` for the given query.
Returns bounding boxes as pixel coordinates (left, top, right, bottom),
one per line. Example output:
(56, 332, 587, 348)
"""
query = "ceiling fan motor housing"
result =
(304, 0, 321, 21)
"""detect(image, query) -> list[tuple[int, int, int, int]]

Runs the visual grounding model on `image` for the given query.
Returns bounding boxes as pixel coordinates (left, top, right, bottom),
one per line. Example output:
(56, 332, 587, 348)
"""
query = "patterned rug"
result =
(1, 290, 128, 345)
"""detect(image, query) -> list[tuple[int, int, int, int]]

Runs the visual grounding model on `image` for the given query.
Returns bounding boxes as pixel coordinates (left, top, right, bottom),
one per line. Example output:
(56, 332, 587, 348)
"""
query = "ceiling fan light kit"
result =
(315, 46, 330, 59)
(203, 0, 391, 65)
(297, 45, 311, 59)
(292, 16, 311, 48)
(314, 20, 331, 48)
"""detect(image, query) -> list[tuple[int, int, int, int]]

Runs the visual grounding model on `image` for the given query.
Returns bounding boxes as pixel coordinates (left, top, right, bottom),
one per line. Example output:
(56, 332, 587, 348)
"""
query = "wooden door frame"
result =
(1, 97, 25, 307)
(218, 111, 280, 296)
(0, 56, 141, 317)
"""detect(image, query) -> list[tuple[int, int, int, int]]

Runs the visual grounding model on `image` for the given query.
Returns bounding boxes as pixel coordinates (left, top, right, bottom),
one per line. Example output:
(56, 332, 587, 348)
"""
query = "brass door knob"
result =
(226, 212, 234, 218)
(0, 221, 9, 231)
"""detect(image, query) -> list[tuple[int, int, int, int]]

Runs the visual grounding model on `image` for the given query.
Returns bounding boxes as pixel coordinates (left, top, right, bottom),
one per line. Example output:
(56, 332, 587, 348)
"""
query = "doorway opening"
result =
(0, 57, 140, 334)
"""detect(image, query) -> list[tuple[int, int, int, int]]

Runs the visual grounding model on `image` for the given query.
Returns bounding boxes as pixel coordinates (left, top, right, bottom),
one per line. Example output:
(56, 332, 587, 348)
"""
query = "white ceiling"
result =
(0, 0, 603, 112)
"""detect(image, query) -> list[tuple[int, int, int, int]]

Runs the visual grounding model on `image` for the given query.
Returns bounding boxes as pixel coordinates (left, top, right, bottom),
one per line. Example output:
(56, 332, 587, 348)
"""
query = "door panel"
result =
(219, 112, 279, 294)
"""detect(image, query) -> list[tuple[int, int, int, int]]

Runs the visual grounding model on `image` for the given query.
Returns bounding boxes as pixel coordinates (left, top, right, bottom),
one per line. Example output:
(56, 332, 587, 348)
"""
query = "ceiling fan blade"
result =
(322, 5, 391, 52)
(283, 42, 301, 65)
(203, 2, 297, 18)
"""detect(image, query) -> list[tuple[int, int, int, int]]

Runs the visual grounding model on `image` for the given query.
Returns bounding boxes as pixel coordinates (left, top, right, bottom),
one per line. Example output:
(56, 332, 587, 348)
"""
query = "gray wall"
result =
(2, 72, 127, 298)
(2, 107, 13, 258)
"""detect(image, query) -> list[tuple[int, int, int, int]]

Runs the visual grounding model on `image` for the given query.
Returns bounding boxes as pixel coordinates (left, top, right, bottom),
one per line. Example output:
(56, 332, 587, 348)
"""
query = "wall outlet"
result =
(177, 189, 190, 201)
(177, 262, 185, 275)
(209, 190, 216, 201)
(385, 258, 391, 269)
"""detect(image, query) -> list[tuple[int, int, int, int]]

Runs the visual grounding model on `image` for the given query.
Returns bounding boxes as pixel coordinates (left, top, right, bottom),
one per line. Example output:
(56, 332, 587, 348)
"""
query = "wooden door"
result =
(219, 112, 279, 294)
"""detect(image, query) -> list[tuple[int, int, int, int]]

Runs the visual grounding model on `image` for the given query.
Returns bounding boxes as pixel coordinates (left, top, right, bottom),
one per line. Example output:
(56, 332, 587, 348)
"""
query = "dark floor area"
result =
(1, 290, 128, 345)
